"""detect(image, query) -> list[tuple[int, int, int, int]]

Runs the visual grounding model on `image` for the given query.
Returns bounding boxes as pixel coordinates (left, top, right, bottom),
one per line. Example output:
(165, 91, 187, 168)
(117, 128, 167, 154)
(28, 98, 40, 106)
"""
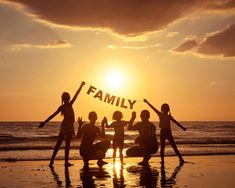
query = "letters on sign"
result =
(86, 85, 136, 109)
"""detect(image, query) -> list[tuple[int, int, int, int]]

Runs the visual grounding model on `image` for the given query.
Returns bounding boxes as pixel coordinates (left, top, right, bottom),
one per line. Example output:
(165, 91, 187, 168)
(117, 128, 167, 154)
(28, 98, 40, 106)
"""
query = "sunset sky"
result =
(0, 0, 235, 121)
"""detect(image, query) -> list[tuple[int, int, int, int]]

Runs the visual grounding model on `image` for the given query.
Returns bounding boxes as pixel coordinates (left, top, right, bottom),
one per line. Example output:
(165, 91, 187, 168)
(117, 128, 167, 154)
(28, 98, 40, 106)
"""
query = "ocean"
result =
(0, 121, 235, 161)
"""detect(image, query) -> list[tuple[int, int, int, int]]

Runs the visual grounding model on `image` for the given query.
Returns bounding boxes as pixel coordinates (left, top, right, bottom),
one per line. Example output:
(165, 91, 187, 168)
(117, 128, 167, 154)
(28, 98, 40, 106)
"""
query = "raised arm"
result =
(171, 116, 186, 131)
(143, 99, 161, 116)
(70, 81, 86, 105)
(77, 117, 85, 138)
(102, 117, 110, 128)
(39, 106, 62, 128)
(127, 111, 137, 130)
(100, 120, 106, 137)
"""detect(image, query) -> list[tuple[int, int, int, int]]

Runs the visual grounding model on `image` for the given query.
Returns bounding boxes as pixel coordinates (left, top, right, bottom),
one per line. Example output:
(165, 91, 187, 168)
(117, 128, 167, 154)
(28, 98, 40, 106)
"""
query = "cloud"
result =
(9, 40, 72, 50)
(166, 32, 179, 38)
(107, 43, 160, 50)
(173, 39, 198, 52)
(6, 0, 235, 36)
(0, 2, 64, 47)
(172, 24, 235, 57)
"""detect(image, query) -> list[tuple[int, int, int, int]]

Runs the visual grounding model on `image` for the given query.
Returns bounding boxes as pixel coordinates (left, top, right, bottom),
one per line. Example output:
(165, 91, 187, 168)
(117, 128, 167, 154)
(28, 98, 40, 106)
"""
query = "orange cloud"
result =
(6, 0, 235, 36)
(173, 24, 235, 57)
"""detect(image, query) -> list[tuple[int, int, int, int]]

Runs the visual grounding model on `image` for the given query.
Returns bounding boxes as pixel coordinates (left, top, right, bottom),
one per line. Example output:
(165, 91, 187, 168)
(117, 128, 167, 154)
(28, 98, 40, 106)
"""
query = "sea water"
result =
(0, 121, 234, 161)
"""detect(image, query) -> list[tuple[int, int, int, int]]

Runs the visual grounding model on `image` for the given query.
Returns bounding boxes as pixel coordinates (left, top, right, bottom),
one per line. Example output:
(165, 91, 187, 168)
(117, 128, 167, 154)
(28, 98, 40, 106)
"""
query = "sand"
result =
(0, 155, 235, 188)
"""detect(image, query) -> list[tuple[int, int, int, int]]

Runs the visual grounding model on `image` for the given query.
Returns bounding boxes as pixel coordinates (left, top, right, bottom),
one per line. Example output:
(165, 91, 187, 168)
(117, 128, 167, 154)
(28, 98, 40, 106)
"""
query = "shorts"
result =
(160, 129, 173, 140)
(59, 123, 75, 136)
(113, 137, 124, 149)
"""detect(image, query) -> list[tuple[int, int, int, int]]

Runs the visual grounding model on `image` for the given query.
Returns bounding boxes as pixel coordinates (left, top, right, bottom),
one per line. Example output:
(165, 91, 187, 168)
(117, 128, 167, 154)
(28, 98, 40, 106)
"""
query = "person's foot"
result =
(97, 160, 108, 167)
(49, 161, 54, 167)
(65, 162, 73, 167)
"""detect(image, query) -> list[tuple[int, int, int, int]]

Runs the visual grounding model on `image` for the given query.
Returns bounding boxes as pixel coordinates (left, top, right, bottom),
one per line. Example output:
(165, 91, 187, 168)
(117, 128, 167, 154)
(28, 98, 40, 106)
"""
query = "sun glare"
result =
(106, 71, 124, 90)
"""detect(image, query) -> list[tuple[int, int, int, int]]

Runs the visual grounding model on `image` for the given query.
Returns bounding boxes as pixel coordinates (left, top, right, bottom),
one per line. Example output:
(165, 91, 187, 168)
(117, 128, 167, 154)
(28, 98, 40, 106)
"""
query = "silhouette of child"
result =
(39, 81, 85, 167)
(77, 111, 110, 167)
(144, 99, 186, 164)
(127, 111, 158, 166)
(102, 111, 133, 163)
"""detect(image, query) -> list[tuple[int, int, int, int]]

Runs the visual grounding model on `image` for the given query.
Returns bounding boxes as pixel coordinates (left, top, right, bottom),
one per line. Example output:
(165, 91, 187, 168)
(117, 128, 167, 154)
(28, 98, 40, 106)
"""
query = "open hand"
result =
(102, 117, 107, 124)
(78, 117, 85, 126)
(132, 111, 136, 119)
(80, 81, 86, 87)
(143, 99, 148, 103)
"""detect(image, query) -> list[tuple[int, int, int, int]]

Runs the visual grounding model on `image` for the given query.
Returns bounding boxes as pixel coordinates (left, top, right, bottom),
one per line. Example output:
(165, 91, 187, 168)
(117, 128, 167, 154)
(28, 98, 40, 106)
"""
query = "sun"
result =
(106, 71, 124, 90)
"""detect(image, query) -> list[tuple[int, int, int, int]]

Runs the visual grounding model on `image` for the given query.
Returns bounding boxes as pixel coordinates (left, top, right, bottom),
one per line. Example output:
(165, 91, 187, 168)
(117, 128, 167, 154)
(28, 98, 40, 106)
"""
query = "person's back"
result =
(136, 121, 156, 139)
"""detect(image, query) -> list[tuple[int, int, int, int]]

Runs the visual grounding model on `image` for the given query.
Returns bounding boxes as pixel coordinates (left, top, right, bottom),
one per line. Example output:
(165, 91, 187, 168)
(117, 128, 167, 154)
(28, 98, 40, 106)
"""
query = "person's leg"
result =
(113, 148, 117, 162)
(65, 135, 73, 166)
(92, 140, 110, 166)
(160, 132, 166, 164)
(50, 134, 64, 167)
(138, 140, 151, 166)
(126, 146, 142, 157)
(168, 132, 184, 163)
(119, 147, 124, 164)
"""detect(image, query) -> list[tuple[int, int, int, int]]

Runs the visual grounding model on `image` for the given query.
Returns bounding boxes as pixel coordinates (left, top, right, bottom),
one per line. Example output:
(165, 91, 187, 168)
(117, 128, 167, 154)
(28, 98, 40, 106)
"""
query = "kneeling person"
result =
(77, 112, 110, 167)
(127, 110, 158, 166)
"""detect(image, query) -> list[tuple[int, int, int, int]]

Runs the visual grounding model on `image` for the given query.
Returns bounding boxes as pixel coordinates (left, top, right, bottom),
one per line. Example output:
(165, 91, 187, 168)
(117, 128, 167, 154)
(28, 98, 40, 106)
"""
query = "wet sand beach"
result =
(0, 155, 235, 188)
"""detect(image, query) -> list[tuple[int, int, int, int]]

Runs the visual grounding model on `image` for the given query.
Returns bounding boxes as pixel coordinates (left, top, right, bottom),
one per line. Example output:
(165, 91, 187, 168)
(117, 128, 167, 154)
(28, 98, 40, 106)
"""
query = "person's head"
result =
(140, 110, 150, 122)
(161, 103, 170, 114)
(62, 92, 70, 104)
(112, 111, 123, 121)
(88, 111, 98, 123)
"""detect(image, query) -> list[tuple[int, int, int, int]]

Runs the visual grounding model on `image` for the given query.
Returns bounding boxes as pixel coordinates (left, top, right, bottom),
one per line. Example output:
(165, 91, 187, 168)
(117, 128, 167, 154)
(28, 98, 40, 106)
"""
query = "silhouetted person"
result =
(77, 111, 110, 167)
(127, 111, 158, 166)
(102, 111, 133, 163)
(144, 99, 186, 164)
(39, 81, 85, 167)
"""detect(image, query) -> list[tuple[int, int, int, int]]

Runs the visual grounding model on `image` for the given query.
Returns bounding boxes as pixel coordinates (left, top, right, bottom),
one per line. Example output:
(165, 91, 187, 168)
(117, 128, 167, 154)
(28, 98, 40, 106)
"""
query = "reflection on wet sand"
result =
(113, 161, 125, 188)
(50, 166, 71, 187)
(161, 163, 184, 188)
(127, 164, 159, 187)
(50, 167, 63, 187)
(49, 159, 184, 187)
(80, 166, 110, 188)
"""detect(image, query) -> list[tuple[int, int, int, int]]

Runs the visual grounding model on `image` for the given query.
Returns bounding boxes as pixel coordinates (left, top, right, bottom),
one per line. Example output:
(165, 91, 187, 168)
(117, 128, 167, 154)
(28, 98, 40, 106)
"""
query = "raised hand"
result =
(80, 81, 86, 86)
(132, 111, 136, 119)
(101, 117, 107, 124)
(78, 117, 85, 126)
(143, 99, 148, 103)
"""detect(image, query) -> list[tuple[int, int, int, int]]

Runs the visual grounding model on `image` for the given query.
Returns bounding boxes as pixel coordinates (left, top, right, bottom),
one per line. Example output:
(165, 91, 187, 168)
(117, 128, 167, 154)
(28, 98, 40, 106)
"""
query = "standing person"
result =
(127, 111, 158, 166)
(77, 111, 110, 167)
(144, 99, 186, 164)
(102, 111, 133, 163)
(39, 81, 85, 167)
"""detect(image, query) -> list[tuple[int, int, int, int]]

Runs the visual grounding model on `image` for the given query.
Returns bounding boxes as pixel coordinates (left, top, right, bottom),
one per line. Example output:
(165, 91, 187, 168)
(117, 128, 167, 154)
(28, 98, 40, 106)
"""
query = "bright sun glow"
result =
(106, 71, 124, 90)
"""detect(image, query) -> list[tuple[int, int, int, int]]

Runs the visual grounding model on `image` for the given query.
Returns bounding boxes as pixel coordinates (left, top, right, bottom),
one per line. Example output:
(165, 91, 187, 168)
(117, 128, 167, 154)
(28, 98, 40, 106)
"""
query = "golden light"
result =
(105, 71, 124, 90)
